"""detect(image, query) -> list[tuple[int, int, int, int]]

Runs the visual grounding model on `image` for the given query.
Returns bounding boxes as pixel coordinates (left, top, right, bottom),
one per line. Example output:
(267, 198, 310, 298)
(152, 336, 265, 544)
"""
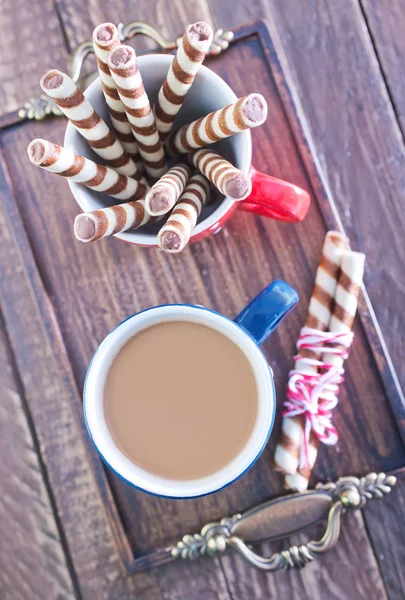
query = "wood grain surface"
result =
(363, 482, 405, 599)
(0, 0, 69, 114)
(361, 0, 405, 134)
(0, 1, 404, 599)
(0, 313, 76, 600)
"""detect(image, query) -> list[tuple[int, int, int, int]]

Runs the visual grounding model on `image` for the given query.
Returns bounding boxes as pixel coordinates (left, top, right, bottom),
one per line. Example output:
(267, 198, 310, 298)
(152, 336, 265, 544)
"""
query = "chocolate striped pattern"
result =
(145, 164, 191, 216)
(154, 22, 213, 142)
(40, 69, 140, 179)
(27, 139, 147, 202)
(285, 250, 365, 493)
(158, 173, 210, 253)
(108, 45, 167, 180)
(274, 231, 349, 480)
(92, 23, 143, 170)
(191, 149, 251, 200)
(166, 93, 268, 155)
(74, 199, 158, 243)
(328, 252, 365, 334)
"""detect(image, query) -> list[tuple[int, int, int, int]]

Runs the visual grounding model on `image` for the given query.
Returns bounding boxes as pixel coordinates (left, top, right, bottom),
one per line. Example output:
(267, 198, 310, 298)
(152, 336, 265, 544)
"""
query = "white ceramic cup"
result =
(84, 280, 298, 498)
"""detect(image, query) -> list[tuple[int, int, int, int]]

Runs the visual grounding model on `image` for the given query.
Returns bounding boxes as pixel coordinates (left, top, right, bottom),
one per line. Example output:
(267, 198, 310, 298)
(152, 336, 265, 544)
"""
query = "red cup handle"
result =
(239, 166, 311, 223)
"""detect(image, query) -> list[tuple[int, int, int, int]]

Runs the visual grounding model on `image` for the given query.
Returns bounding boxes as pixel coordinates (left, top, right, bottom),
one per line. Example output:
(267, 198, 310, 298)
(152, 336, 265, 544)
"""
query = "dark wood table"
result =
(1, 2, 405, 599)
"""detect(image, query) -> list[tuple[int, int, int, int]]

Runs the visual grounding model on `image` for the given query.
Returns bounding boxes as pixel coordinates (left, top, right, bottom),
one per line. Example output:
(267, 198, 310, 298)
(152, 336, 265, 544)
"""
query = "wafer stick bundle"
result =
(274, 231, 365, 492)
(286, 250, 365, 492)
(28, 19, 273, 251)
(274, 232, 348, 476)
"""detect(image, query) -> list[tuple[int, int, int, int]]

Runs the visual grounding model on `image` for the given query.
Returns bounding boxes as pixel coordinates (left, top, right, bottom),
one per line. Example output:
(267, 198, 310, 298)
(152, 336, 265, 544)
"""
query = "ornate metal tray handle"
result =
(171, 472, 396, 571)
(226, 500, 343, 570)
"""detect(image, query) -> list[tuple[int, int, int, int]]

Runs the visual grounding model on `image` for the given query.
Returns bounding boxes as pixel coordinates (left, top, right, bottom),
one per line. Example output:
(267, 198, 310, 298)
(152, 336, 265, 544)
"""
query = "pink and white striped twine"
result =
(282, 326, 354, 470)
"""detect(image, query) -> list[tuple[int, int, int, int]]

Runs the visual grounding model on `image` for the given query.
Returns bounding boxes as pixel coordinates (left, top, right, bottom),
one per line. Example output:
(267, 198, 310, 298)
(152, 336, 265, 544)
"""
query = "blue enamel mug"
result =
(84, 280, 298, 498)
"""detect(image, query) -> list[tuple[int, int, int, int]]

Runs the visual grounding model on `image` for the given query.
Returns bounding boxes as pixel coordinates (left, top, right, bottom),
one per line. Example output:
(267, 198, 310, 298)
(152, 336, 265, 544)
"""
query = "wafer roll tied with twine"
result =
(40, 70, 141, 179)
(166, 94, 267, 155)
(27, 139, 147, 201)
(74, 199, 159, 242)
(92, 23, 142, 168)
(274, 232, 349, 477)
(158, 173, 210, 253)
(108, 45, 167, 179)
(285, 250, 365, 492)
(145, 164, 191, 216)
(190, 149, 251, 200)
(154, 21, 213, 142)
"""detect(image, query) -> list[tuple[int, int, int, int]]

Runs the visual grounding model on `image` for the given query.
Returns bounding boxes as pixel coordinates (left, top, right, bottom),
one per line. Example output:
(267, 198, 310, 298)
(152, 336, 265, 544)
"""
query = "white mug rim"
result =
(83, 304, 275, 498)
(64, 54, 252, 246)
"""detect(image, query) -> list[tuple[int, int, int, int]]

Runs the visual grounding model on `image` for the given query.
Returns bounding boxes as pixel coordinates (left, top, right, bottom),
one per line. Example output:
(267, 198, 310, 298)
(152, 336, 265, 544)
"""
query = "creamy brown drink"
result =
(104, 321, 258, 480)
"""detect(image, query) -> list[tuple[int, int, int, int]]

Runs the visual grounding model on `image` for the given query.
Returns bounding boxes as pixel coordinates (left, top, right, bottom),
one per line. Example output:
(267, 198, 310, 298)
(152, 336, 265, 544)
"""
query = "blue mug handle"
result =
(234, 280, 299, 345)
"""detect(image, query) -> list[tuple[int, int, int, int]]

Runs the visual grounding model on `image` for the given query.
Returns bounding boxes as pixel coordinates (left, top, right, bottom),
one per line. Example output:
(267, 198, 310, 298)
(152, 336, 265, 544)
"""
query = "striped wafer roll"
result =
(74, 199, 159, 242)
(92, 23, 142, 168)
(328, 251, 365, 336)
(274, 232, 349, 478)
(154, 22, 213, 142)
(145, 164, 191, 216)
(286, 250, 365, 492)
(27, 139, 147, 202)
(166, 93, 267, 155)
(158, 173, 210, 252)
(40, 69, 141, 180)
(191, 149, 251, 200)
(108, 45, 167, 180)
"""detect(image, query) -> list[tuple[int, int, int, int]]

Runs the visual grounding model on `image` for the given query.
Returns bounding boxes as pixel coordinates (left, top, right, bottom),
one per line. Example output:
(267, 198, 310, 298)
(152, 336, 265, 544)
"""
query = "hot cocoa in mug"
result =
(104, 321, 258, 480)
(84, 280, 298, 498)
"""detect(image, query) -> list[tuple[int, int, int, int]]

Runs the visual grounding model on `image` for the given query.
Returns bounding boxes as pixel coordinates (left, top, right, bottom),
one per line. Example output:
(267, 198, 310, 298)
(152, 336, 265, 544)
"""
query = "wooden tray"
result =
(0, 19, 404, 581)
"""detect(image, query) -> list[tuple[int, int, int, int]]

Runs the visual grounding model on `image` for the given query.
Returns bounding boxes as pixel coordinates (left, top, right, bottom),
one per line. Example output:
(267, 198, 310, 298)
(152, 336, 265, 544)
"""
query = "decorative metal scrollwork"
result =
(226, 501, 343, 571)
(171, 515, 242, 560)
(171, 472, 396, 571)
(317, 472, 397, 507)
(18, 94, 63, 122)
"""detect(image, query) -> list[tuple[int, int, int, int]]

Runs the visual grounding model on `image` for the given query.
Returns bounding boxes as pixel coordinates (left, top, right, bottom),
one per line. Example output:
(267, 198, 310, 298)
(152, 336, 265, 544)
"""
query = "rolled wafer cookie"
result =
(40, 69, 141, 180)
(154, 22, 213, 142)
(166, 93, 268, 155)
(285, 250, 365, 492)
(74, 199, 159, 242)
(274, 231, 349, 478)
(92, 23, 142, 168)
(190, 149, 251, 200)
(158, 173, 210, 253)
(108, 45, 167, 180)
(145, 164, 191, 216)
(27, 139, 147, 202)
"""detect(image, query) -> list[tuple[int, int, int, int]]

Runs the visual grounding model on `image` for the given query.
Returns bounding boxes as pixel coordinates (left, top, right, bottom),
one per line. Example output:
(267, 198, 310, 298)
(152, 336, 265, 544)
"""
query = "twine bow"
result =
(282, 327, 354, 470)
